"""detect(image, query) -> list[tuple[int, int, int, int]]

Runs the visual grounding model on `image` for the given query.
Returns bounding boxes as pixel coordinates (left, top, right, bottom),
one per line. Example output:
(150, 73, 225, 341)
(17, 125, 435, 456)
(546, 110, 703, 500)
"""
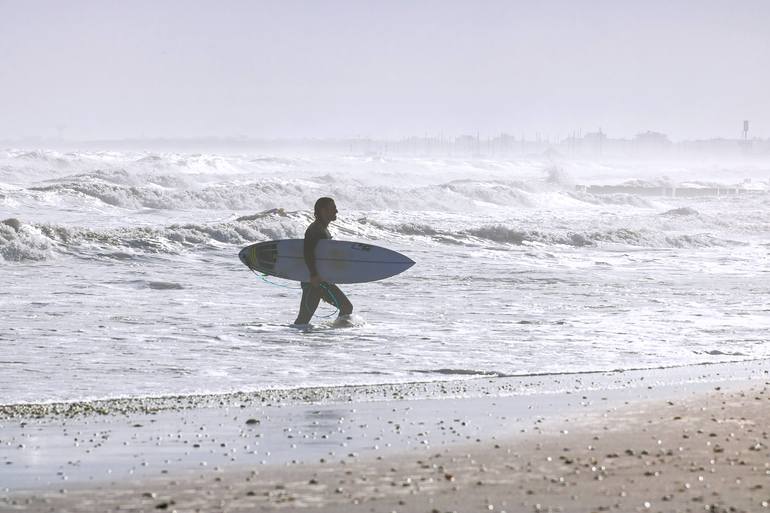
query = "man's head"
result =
(314, 197, 337, 223)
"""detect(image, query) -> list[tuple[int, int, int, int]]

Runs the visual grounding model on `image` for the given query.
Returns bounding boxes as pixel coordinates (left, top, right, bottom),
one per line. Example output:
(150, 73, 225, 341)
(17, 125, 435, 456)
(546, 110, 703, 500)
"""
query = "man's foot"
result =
(333, 314, 360, 327)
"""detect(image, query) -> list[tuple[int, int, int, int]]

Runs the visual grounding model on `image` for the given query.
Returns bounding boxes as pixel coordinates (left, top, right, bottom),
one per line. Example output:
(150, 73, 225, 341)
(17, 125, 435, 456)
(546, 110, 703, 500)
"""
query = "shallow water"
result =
(2, 149, 769, 403)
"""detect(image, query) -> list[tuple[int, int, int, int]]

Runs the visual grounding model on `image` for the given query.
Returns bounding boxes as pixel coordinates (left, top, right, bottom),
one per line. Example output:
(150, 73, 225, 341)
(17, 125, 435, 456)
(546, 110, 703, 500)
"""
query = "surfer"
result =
(293, 197, 354, 325)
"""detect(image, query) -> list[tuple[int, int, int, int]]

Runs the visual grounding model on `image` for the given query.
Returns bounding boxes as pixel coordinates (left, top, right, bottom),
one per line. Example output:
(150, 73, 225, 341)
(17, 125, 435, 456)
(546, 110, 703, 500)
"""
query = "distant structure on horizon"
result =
(2, 123, 768, 159)
(339, 127, 765, 159)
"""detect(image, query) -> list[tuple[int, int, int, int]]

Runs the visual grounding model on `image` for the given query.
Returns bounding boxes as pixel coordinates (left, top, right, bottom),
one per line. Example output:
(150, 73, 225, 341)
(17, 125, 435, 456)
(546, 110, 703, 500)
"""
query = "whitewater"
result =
(2, 148, 769, 404)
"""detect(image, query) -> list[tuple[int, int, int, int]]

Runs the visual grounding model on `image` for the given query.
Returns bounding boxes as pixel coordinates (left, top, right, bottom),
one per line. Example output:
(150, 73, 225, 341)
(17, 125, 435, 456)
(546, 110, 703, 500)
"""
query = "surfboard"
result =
(239, 239, 415, 284)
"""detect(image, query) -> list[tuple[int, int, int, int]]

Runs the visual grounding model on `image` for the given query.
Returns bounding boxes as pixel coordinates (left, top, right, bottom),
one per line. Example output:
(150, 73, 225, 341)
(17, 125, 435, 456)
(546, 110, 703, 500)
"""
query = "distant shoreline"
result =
(3, 133, 770, 159)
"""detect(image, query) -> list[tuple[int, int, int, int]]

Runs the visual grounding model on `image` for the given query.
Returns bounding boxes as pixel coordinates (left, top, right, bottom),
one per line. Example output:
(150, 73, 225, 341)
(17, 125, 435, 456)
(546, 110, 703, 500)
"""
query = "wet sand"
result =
(2, 361, 770, 512)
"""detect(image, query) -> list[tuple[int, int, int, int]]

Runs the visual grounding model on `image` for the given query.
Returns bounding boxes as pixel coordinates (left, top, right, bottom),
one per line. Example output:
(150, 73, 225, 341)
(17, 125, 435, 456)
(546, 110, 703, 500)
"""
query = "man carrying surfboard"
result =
(293, 197, 354, 325)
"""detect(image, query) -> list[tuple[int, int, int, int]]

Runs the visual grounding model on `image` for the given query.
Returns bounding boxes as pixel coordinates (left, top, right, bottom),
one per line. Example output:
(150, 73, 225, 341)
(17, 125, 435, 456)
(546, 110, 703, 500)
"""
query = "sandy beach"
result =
(1, 361, 769, 512)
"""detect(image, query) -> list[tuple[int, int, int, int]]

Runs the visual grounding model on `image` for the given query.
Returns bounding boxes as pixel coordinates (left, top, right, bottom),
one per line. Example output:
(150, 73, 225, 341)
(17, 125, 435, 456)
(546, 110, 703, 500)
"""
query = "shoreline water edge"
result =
(2, 359, 769, 512)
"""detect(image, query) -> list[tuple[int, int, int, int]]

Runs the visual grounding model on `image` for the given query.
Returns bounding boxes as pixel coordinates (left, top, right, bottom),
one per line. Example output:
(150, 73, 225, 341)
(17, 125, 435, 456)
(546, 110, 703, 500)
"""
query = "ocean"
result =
(2, 148, 769, 404)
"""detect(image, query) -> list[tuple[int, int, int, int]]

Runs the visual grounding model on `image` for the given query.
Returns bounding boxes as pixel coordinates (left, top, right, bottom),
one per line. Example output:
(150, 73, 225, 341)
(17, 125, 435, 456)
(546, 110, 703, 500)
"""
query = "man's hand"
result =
(310, 274, 323, 287)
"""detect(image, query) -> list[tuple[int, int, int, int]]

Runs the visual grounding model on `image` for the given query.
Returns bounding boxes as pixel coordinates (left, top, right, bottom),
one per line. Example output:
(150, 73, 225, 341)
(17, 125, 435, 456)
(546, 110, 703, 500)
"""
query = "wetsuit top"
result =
(303, 220, 331, 278)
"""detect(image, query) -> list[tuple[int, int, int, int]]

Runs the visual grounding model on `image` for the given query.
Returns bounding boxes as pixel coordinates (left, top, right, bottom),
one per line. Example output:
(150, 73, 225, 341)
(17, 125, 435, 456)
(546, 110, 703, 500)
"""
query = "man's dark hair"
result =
(314, 197, 334, 218)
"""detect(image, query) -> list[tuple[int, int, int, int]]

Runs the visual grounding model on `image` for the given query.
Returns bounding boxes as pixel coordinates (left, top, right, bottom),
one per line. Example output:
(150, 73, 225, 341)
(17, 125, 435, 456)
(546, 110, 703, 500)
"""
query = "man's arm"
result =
(303, 228, 322, 285)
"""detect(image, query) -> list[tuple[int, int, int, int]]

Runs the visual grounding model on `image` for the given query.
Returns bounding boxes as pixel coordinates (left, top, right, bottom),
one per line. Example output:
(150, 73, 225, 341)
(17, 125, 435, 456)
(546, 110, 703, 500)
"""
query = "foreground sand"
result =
(4, 378, 770, 513)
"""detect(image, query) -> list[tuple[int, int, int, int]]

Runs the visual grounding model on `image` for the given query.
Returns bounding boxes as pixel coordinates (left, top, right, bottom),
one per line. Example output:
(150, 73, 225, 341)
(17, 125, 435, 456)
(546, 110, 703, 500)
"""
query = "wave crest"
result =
(1, 218, 55, 261)
(1, 207, 747, 263)
(380, 222, 741, 250)
(0, 210, 308, 262)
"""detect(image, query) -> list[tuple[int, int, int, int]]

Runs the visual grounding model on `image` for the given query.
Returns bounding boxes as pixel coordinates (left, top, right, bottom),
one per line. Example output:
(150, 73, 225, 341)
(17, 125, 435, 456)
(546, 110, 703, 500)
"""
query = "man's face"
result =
(322, 202, 338, 223)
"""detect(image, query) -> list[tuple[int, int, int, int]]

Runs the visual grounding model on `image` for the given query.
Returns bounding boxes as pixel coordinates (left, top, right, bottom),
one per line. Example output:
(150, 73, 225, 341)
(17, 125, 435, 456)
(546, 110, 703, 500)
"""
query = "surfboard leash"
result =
(319, 282, 342, 315)
(249, 269, 340, 319)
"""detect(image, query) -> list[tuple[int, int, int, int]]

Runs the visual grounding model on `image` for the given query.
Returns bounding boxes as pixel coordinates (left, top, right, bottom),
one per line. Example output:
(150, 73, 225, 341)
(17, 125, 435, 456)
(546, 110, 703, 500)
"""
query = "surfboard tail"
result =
(239, 242, 278, 272)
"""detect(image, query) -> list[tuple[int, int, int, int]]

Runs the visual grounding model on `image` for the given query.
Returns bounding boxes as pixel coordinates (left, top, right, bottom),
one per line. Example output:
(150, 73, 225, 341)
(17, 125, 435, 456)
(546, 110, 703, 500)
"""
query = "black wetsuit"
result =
(293, 220, 352, 324)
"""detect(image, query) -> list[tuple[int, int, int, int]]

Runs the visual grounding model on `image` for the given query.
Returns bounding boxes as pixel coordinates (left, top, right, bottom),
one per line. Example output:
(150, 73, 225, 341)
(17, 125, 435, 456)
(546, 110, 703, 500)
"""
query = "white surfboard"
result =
(239, 239, 415, 284)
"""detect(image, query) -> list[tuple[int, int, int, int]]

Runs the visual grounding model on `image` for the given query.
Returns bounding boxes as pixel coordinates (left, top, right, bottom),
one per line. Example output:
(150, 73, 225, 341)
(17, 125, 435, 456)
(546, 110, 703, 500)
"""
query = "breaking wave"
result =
(1, 209, 744, 263)
(9, 172, 675, 215)
(20, 176, 559, 212)
(0, 210, 305, 262)
(661, 207, 700, 217)
(0, 218, 54, 261)
(431, 225, 739, 249)
(3, 150, 764, 263)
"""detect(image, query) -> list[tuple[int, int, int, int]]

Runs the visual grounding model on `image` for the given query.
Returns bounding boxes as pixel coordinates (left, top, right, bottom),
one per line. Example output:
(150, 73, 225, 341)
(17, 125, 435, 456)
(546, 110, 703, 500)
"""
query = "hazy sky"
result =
(2, 0, 769, 140)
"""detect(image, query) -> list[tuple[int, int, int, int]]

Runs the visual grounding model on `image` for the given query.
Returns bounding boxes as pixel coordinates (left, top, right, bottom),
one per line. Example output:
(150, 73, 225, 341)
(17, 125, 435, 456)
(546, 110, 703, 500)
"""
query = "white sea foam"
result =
(2, 150, 770, 404)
